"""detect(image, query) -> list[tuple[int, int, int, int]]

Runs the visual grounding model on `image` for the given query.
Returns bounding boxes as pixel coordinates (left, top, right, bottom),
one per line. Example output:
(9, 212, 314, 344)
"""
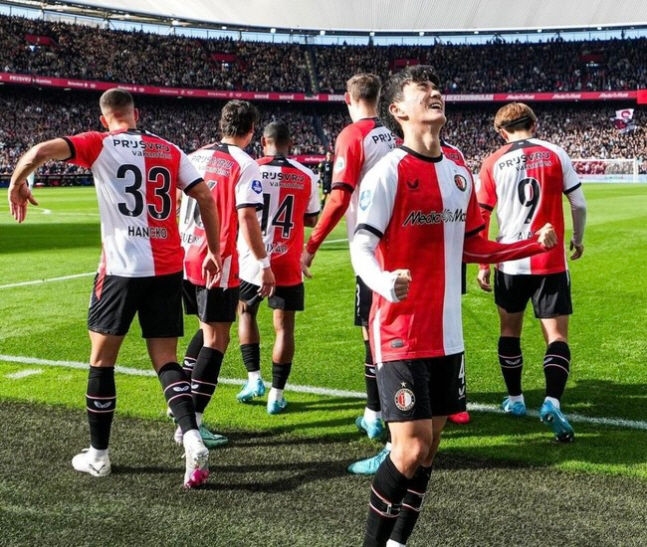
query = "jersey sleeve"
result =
(465, 181, 486, 238)
(235, 159, 264, 210)
(63, 131, 105, 169)
(557, 147, 582, 194)
(477, 159, 498, 211)
(306, 171, 321, 215)
(332, 125, 364, 191)
(354, 161, 398, 239)
(177, 149, 203, 194)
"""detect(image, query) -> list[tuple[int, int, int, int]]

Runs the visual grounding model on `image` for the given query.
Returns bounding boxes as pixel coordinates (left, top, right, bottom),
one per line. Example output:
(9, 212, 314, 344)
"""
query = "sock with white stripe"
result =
(364, 340, 381, 413)
(158, 362, 197, 434)
(191, 347, 223, 414)
(363, 456, 409, 547)
(389, 465, 432, 546)
(543, 341, 570, 401)
(182, 328, 204, 376)
(498, 336, 523, 397)
(86, 366, 116, 450)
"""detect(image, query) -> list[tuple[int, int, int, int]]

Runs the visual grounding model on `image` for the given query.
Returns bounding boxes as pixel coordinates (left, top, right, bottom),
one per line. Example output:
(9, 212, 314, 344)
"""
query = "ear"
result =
(99, 115, 109, 129)
(389, 102, 406, 123)
(498, 129, 509, 142)
(344, 92, 351, 106)
(261, 136, 267, 148)
(133, 108, 140, 123)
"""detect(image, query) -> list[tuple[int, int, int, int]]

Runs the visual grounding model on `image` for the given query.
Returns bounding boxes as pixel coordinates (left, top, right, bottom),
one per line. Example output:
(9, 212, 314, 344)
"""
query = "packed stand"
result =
(0, 15, 309, 92)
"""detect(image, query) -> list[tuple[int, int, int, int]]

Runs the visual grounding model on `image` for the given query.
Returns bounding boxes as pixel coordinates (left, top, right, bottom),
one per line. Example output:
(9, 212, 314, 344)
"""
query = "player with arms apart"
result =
(351, 66, 558, 547)
(8, 88, 221, 488)
(302, 73, 397, 460)
(236, 121, 320, 413)
(477, 102, 587, 442)
(177, 100, 276, 445)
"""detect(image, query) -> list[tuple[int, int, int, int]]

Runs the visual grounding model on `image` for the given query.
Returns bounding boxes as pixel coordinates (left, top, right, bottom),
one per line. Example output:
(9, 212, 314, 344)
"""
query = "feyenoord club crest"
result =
(394, 388, 415, 411)
(454, 174, 467, 192)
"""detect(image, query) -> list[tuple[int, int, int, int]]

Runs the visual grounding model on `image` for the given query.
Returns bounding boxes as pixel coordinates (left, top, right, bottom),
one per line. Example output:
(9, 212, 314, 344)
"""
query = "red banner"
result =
(288, 154, 325, 164)
(0, 73, 638, 104)
(638, 90, 647, 105)
(211, 53, 238, 62)
(25, 34, 58, 47)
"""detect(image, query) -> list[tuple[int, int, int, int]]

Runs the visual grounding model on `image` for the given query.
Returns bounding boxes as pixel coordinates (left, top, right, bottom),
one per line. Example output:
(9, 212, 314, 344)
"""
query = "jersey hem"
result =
(377, 345, 465, 362)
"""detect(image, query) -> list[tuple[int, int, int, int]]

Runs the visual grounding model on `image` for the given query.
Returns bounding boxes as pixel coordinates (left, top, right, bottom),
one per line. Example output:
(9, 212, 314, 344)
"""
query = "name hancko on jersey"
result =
(128, 226, 169, 239)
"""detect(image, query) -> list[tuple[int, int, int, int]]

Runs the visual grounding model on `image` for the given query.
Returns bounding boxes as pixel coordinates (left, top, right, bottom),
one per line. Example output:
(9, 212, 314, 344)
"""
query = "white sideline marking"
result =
(5, 368, 43, 379)
(321, 238, 348, 244)
(1, 354, 646, 432)
(0, 272, 95, 290)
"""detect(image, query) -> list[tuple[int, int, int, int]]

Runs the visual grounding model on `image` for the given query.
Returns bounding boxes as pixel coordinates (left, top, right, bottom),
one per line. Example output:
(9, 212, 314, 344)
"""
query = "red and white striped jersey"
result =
(238, 156, 320, 287)
(333, 118, 397, 245)
(356, 146, 484, 361)
(64, 129, 201, 278)
(179, 143, 263, 288)
(478, 138, 581, 275)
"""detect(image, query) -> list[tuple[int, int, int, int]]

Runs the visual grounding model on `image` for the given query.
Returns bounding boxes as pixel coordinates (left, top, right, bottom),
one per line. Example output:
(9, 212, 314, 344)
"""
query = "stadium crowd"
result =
(2, 14, 647, 94)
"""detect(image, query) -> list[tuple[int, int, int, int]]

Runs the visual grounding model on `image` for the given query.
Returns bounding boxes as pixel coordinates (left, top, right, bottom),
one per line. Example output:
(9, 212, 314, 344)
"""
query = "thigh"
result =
(88, 274, 140, 336)
(427, 353, 467, 417)
(138, 272, 184, 339)
(196, 286, 240, 323)
(494, 270, 533, 314)
(354, 275, 372, 328)
(376, 360, 432, 423)
(269, 283, 304, 311)
(89, 330, 125, 367)
(532, 272, 573, 319)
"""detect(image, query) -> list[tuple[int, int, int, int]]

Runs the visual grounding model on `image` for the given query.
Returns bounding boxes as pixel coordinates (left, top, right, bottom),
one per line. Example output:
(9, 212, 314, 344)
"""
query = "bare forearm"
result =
(11, 139, 72, 186)
(196, 196, 220, 256)
(239, 209, 268, 260)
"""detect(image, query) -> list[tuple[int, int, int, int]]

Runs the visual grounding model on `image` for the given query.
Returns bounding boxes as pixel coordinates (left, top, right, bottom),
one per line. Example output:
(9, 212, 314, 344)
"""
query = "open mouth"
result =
(429, 100, 443, 110)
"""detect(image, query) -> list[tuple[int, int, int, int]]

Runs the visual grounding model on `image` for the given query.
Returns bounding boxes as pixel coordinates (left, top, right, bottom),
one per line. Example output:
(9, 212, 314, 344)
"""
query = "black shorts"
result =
(239, 280, 304, 311)
(88, 271, 183, 338)
(322, 181, 332, 195)
(182, 280, 239, 323)
(494, 270, 573, 318)
(354, 275, 373, 327)
(376, 354, 466, 422)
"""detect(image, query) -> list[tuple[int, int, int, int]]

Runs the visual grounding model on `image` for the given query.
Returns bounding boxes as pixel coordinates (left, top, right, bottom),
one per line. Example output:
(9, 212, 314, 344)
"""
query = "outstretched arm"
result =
(463, 223, 557, 264)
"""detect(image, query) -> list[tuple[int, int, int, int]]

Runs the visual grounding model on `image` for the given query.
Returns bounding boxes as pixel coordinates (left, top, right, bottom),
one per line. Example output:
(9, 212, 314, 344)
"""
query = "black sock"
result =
(498, 336, 523, 396)
(183, 328, 204, 376)
(240, 343, 260, 373)
(544, 341, 570, 401)
(158, 362, 197, 433)
(390, 465, 432, 545)
(363, 456, 410, 547)
(364, 340, 381, 412)
(192, 347, 224, 414)
(86, 367, 116, 450)
(272, 362, 292, 390)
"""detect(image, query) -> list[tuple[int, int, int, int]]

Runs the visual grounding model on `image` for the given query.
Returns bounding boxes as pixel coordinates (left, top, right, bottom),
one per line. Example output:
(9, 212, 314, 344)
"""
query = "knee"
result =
(391, 437, 431, 475)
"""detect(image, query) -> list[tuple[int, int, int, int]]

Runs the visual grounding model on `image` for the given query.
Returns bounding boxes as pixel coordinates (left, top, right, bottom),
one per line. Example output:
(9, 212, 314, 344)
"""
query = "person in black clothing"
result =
(317, 151, 333, 207)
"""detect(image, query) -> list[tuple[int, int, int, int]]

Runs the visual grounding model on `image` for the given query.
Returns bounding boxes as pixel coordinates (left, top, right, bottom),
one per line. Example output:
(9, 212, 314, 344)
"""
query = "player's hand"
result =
(536, 223, 557, 249)
(301, 249, 315, 279)
(477, 267, 492, 292)
(202, 251, 222, 289)
(8, 180, 39, 223)
(393, 269, 412, 301)
(570, 239, 584, 260)
(259, 267, 276, 298)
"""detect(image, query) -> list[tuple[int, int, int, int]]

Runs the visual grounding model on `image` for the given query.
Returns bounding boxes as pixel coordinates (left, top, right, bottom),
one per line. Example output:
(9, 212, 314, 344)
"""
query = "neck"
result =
(402, 124, 442, 158)
(265, 148, 287, 157)
(506, 130, 533, 142)
(221, 136, 248, 148)
(351, 103, 377, 122)
(109, 118, 136, 132)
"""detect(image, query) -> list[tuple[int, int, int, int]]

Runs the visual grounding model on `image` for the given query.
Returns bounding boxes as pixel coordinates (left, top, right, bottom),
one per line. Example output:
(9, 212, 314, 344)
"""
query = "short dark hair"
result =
(263, 120, 291, 147)
(378, 66, 441, 139)
(99, 88, 134, 113)
(347, 73, 381, 104)
(219, 100, 259, 138)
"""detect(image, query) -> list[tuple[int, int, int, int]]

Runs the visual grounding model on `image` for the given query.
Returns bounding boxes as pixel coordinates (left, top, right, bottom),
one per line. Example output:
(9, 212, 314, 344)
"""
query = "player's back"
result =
(239, 155, 319, 286)
(478, 137, 581, 275)
(65, 128, 197, 278)
(180, 143, 262, 288)
(333, 118, 397, 243)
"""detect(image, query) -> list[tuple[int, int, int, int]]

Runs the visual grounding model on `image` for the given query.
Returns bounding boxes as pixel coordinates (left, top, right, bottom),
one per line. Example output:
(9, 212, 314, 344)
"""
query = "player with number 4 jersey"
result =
(477, 102, 587, 443)
(237, 121, 319, 414)
(8, 88, 221, 489)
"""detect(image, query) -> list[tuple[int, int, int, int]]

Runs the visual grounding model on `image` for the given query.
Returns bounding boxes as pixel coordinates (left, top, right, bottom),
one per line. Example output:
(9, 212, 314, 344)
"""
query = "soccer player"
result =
(317, 150, 333, 208)
(476, 102, 587, 442)
(177, 100, 276, 445)
(302, 73, 397, 451)
(7, 88, 220, 489)
(350, 66, 558, 547)
(236, 121, 320, 413)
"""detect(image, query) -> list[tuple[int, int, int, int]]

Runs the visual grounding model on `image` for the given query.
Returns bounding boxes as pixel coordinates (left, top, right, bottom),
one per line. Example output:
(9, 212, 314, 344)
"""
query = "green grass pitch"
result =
(1, 185, 647, 546)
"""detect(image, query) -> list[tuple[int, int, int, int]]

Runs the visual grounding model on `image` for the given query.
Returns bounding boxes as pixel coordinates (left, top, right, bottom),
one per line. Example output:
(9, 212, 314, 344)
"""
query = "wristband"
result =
(259, 256, 271, 269)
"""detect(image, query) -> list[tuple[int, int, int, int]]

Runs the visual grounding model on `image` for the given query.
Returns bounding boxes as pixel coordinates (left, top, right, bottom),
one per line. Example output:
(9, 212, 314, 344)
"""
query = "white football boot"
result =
(182, 430, 209, 489)
(72, 448, 111, 477)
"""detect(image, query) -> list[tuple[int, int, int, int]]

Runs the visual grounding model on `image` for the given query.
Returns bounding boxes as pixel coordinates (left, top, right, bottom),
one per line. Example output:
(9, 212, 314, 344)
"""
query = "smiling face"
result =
(390, 80, 446, 132)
